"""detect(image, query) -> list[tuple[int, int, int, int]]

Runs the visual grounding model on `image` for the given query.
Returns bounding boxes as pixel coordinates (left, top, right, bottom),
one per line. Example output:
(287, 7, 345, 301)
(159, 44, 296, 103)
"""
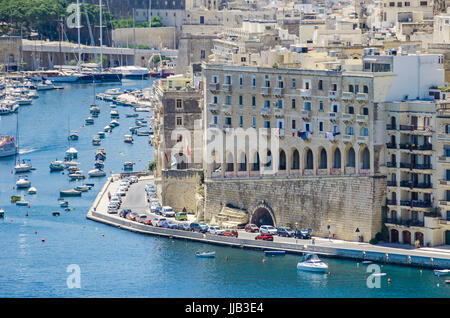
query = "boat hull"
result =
(297, 264, 328, 273)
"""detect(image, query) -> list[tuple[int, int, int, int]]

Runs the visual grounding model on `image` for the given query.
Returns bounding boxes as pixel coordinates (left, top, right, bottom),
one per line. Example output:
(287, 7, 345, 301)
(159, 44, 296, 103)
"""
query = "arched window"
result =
(279, 150, 286, 170)
(319, 148, 327, 169)
(264, 150, 272, 168)
(239, 153, 247, 171)
(226, 153, 234, 172)
(361, 148, 370, 169)
(347, 147, 355, 167)
(363, 85, 369, 94)
(292, 149, 300, 170)
(305, 149, 313, 169)
(333, 148, 341, 169)
(252, 152, 260, 171)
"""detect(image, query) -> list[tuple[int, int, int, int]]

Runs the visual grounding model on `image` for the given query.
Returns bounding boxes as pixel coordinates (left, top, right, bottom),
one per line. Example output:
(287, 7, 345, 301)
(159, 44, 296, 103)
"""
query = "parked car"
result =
(244, 223, 259, 233)
(255, 233, 274, 241)
(259, 225, 277, 235)
(175, 212, 188, 221)
(151, 217, 162, 226)
(220, 229, 238, 238)
(119, 209, 131, 218)
(162, 206, 175, 217)
(190, 222, 208, 233)
(116, 189, 126, 197)
(294, 230, 311, 239)
(137, 214, 148, 224)
(150, 203, 160, 213)
(141, 219, 152, 225)
(161, 220, 178, 229)
(107, 207, 118, 214)
(130, 176, 138, 183)
(177, 222, 190, 231)
(155, 206, 163, 215)
(126, 212, 138, 221)
(119, 182, 129, 189)
(155, 218, 167, 227)
(208, 226, 224, 235)
(277, 227, 294, 237)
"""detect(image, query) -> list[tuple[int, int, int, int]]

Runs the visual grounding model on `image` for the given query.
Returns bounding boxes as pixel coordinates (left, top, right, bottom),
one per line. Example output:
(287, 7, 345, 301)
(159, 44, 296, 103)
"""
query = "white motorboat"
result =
(64, 160, 80, 168)
(124, 135, 133, 144)
(434, 269, 450, 276)
(110, 110, 119, 118)
(16, 176, 31, 188)
(85, 117, 94, 125)
(98, 132, 105, 139)
(36, 80, 55, 91)
(0, 135, 17, 158)
(66, 147, 78, 159)
(88, 169, 106, 177)
(15, 160, 33, 173)
(92, 136, 101, 146)
(296, 254, 328, 273)
(0, 209, 4, 217)
(28, 187, 37, 194)
(109, 119, 120, 127)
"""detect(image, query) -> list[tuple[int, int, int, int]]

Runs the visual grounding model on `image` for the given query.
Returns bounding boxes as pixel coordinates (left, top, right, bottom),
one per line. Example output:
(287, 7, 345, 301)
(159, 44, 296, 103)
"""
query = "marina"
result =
(0, 79, 449, 298)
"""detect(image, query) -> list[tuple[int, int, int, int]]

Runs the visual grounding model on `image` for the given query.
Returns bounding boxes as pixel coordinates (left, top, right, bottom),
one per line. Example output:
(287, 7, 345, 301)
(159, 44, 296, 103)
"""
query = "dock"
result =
(87, 174, 450, 269)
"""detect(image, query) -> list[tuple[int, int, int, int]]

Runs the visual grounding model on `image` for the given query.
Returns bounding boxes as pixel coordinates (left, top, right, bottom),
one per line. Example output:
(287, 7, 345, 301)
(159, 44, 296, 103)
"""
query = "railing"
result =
(400, 200, 432, 208)
(261, 87, 270, 95)
(387, 180, 397, 186)
(356, 115, 368, 124)
(222, 84, 232, 92)
(399, 144, 432, 151)
(208, 104, 218, 112)
(386, 142, 397, 149)
(386, 199, 397, 205)
(222, 105, 232, 114)
(273, 87, 284, 96)
(209, 82, 220, 91)
(399, 162, 432, 170)
(385, 218, 424, 227)
(356, 93, 368, 101)
(329, 112, 338, 121)
(342, 113, 354, 122)
(341, 92, 354, 100)
(273, 108, 283, 117)
(342, 135, 354, 143)
(357, 136, 369, 144)
(386, 124, 397, 130)
(298, 88, 311, 97)
(301, 110, 311, 118)
(261, 107, 270, 116)
(386, 162, 397, 168)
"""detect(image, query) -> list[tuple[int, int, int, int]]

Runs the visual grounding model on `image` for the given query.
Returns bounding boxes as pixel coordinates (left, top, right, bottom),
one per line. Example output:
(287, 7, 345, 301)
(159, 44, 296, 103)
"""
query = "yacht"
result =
(296, 254, 329, 273)
(68, 131, 79, 141)
(16, 175, 31, 189)
(15, 159, 33, 173)
(110, 66, 149, 79)
(0, 136, 17, 158)
(65, 147, 78, 159)
(109, 119, 120, 127)
(36, 80, 55, 91)
(88, 169, 106, 177)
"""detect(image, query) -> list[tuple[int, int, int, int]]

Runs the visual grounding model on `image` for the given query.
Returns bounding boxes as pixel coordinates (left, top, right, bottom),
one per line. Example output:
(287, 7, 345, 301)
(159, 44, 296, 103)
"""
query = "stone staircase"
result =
(212, 206, 249, 229)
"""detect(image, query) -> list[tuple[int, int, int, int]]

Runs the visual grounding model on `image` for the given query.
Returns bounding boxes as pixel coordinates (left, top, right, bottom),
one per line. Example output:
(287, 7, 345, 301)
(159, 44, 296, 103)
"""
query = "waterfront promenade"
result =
(87, 175, 450, 269)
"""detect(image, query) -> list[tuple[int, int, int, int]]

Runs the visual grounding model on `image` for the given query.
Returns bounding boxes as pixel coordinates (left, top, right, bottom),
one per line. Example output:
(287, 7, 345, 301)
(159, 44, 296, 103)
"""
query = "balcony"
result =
(222, 84, 232, 93)
(273, 87, 284, 96)
(341, 92, 354, 101)
(400, 200, 432, 209)
(385, 218, 424, 227)
(342, 134, 354, 143)
(208, 103, 219, 113)
(222, 105, 232, 115)
(356, 93, 368, 101)
(438, 156, 450, 164)
(399, 162, 432, 170)
(439, 200, 450, 207)
(400, 180, 432, 189)
(301, 110, 311, 119)
(386, 124, 397, 130)
(439, 179, 450, 187)
(386, 162, 397, 168)
(386, 142, 397, 149)
(261, 107, 271, 117)
(273, 108, 283, 117)
(329, 112, 339, 121)
(437, 134, 450, 142)
(342, 113, 354, 122)
(261, 87, 270, 95)
(209, 82, 220, 91)
(357, 136, 369, 144)
(399, 143, 432, 152)
(386, 199, 397, 205)
(298, 88, 311, 98)
(356, 115, 368, 124)
(400, 125, 433, 135)
(387, 180, 397, 186)
(328, 90, 338, 99)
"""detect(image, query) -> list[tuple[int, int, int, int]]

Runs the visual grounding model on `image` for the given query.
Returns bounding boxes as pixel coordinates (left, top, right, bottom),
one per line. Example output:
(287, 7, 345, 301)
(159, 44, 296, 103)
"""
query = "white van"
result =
(162, 206, 175, 217)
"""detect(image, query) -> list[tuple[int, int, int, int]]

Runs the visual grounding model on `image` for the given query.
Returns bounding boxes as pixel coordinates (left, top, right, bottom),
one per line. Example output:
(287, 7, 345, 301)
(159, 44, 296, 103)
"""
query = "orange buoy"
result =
(41, 238, 45, 242)
(328, 272, 331, 275)
(101, 234, 104, 237)
(158, 247, 161, 251)
(27, 205, 30, 208)
(25, 212, 28, 217)
(262, 258, 266, 263)
(388, 278, 391, 283)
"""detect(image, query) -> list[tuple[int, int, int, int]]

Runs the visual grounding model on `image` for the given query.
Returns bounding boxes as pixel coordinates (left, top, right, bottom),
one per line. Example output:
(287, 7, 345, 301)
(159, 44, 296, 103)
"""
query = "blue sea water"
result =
(0, 80, 449, 298)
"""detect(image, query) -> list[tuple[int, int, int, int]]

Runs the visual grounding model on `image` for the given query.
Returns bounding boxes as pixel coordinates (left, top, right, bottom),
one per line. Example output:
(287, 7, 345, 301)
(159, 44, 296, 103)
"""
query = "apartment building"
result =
(201, 63, 388, 242)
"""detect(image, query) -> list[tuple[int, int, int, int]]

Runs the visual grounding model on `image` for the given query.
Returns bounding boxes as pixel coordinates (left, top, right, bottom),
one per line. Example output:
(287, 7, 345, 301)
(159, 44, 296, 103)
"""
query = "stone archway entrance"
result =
(391, 229, 399, 243)
(251, 207, 275, 227)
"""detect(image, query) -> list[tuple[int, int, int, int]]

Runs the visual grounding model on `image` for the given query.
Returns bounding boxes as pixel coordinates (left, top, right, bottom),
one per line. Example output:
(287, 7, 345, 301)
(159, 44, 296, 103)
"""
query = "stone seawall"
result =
(204, 175, 387, 243)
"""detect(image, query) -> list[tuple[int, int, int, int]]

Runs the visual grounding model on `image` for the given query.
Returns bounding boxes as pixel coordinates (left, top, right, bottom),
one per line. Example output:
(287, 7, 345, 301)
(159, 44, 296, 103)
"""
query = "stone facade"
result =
(204, 175, 386, 242)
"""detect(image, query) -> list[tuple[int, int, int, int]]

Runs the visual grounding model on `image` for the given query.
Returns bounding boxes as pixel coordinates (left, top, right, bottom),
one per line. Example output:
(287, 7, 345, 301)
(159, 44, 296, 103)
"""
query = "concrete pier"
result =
(87, 174, 450, 269)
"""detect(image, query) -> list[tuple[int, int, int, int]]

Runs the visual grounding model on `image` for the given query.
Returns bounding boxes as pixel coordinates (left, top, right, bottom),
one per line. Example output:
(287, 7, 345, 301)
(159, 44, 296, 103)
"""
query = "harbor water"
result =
(0, 80, 449, 298)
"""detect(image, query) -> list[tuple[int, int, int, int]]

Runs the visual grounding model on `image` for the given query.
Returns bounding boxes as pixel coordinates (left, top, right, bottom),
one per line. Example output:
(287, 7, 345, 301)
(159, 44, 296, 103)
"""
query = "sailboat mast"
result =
(99, 0, 103, 73)
(77, 0, 81, 72)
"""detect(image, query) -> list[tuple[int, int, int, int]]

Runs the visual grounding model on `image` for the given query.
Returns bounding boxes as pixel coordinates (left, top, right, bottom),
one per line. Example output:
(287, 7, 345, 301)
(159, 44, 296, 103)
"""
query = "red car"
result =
(220, 229, 238, 238)
(245, 224, 259, 233)
(126, 212, 138, 221)
(255, 233, 274, 241)
(141, 219, 152, 225)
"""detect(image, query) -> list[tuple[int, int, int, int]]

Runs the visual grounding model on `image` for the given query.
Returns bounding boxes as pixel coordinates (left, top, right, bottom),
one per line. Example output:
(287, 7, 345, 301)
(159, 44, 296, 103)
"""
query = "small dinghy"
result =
(434, 269, 450, 276)
(124, 161, 135, 170)
(362, 260, 373, 264)
(297, 254, 328, 273)
(196, 251, 216, 258)
(52, 211, 60, 216)
(75, 185, 92, 192)
(59, 201, 69, 207)
(88, 169, 106, 177)
(98, 132, 105, 139)
(126, 113, 138, 118)
(50, 160, 65, 172)
(16, 201, 29, 206)
(69, 171, 86, 180)
(85, 117, 94, 125)
(60, 189, 82, 197)
(0, 209, 4, 218)
(264, 250, 286, 256)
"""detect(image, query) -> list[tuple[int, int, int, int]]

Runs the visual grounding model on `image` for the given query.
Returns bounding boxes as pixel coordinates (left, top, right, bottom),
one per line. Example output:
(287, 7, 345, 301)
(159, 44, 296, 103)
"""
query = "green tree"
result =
(150, 16, 163, 27)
